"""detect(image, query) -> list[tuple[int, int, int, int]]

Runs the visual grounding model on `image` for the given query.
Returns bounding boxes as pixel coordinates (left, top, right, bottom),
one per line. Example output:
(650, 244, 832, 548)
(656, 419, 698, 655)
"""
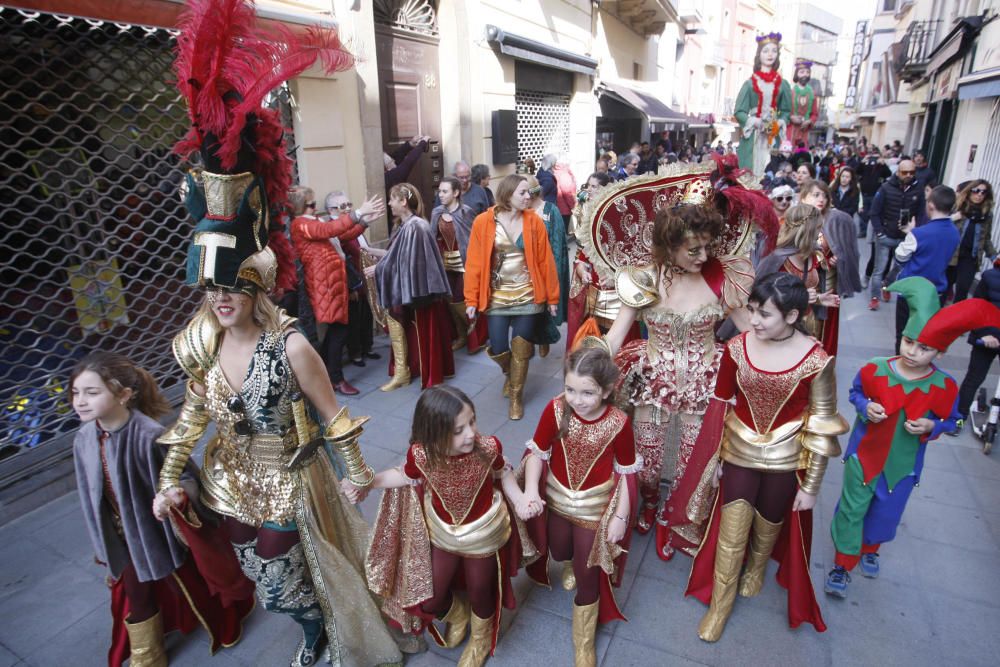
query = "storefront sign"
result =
(844, 21, 868, 109)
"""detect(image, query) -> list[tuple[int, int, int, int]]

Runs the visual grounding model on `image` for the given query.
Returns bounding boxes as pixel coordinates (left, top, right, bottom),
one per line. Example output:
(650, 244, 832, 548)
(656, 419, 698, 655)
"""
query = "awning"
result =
(485, 25, 597, 76)
(598, 81, 689, 125)
(958, 70, 1000, 100)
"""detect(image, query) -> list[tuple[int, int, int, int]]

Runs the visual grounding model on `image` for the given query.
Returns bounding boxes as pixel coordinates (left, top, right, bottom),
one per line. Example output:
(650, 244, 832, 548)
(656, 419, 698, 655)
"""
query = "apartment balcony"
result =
(602, 0, 679, 37)
(895, 20, 941, 83)
(677, 0, 702, 24)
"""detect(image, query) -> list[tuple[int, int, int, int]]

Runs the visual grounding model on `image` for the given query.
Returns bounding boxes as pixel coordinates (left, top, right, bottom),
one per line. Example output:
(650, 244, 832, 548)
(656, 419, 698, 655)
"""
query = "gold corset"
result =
(489, 224, 534, 308)
(424, 489, 511, 557)
(200, 363, 308, 526)
(588, 285, 623, 325)
(443, 250, 464, 272)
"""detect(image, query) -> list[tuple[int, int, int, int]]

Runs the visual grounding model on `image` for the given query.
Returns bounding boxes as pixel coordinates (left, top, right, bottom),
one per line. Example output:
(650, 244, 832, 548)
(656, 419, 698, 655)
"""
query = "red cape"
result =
(684, 475, 827, 632)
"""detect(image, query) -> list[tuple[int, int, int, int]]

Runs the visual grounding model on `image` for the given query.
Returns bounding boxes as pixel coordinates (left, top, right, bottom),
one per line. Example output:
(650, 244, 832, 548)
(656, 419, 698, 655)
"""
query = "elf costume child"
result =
(825, 276, 1000, 597)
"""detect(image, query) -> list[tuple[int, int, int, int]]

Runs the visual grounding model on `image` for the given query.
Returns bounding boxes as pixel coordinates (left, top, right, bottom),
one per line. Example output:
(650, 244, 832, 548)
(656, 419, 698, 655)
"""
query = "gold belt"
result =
(425, 489, 511, 557)
(719, 411, 805, 472)
(443, 250, 464, 273)
(546, 474, 613, 525)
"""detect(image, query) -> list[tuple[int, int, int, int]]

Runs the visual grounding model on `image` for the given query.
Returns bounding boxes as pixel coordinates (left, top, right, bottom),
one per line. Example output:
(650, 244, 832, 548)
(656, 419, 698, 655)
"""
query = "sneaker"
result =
(860, 553, 880, 578)
(868, 297, 880, 311)
(824, 566, 851, 598)
(881, 287, 891, 302)
(944, 418, 965, 437)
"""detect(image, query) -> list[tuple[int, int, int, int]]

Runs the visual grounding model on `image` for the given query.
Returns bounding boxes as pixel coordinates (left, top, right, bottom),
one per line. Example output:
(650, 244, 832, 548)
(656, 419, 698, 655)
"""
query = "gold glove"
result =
(157, 381, 210, 492)
(325, 406, 375, 488)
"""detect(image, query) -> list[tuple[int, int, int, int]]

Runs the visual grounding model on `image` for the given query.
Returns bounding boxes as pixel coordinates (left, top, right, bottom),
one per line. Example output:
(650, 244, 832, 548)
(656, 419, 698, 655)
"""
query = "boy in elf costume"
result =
(825, 276, 1000, 597)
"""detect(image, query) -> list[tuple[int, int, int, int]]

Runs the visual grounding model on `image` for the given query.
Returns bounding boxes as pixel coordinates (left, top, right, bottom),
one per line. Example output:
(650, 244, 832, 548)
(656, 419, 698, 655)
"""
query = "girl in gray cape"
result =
(71, 352, 251, 666)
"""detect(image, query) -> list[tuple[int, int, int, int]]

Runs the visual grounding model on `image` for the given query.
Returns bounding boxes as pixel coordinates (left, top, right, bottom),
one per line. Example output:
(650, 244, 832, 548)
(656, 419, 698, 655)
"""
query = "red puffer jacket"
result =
(290, 214, 366, 324)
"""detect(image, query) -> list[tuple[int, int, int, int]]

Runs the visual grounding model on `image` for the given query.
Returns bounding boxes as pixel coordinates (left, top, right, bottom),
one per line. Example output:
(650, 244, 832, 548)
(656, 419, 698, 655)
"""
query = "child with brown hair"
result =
(363, 385, 535, 667)
(70, 351, 252, 666)
(521, 347, 641, 666)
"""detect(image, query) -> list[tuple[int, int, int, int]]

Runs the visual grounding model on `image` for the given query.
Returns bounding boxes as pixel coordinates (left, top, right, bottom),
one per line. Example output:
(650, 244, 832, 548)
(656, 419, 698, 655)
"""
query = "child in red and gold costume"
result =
(686, 272, 849, 642)
(521, 347, 641, 667)
(364, 386, 535, 667)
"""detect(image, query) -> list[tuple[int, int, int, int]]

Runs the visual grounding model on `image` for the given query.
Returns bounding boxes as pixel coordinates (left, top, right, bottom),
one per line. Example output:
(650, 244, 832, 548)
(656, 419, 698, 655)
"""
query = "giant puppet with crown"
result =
(734, 32, 792, 176)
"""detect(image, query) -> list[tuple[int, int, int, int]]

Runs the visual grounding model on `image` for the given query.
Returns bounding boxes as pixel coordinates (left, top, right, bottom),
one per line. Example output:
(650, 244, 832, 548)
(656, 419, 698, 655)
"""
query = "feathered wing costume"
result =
(577, 159, 777, 561)
(158, 3, 416, 666)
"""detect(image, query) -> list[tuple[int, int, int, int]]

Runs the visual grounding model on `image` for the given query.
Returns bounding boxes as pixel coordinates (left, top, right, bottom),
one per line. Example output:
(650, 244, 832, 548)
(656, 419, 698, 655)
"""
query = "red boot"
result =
(635, 494, 658, 535)
(655, 508, 675, 561)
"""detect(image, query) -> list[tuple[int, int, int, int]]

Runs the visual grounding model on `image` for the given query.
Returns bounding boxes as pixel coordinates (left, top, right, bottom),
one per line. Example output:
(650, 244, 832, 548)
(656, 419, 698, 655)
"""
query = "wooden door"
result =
(375, 26, 443, 220)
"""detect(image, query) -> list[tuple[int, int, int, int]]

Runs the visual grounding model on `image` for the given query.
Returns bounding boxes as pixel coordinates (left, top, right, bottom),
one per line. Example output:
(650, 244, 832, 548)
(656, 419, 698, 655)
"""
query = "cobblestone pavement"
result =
(2, 258, 999, 666)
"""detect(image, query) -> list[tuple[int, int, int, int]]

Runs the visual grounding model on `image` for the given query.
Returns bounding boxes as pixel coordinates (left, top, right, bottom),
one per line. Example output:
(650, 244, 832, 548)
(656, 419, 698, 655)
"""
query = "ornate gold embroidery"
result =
(553, 401, 627, 490)
(413, 436, 497, 525)
(730, 335, 828, 434)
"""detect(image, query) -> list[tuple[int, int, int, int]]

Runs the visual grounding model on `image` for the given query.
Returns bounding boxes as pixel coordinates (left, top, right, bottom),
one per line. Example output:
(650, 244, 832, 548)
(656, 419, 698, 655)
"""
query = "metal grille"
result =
(0, 8, 294, 483)
(515, 88, 571, 168)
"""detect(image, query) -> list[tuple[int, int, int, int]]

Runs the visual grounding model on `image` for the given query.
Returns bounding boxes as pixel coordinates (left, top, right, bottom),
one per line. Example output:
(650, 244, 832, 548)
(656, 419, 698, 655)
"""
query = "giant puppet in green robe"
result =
(734, 32, 792, 176)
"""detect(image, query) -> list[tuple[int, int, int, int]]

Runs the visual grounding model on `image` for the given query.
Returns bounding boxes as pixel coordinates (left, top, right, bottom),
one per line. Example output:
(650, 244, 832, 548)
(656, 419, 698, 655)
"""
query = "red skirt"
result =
(390, 301, 455, 388)
(108, 557, 254, 667)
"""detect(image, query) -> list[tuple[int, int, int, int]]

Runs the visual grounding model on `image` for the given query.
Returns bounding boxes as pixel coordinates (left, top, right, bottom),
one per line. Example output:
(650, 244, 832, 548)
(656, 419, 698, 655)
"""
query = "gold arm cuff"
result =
(324, 407, 375, 487)
(157, 381, 209, 492)
(798, 449, 829, 496)
(801, 356, 847, 458)
(614, 265, 659, 308)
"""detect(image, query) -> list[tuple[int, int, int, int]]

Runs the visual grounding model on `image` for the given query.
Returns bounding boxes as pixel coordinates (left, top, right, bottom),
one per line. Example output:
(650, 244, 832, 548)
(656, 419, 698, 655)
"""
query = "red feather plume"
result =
(708, 151, 779, 255)
(172, 0, 355, 210)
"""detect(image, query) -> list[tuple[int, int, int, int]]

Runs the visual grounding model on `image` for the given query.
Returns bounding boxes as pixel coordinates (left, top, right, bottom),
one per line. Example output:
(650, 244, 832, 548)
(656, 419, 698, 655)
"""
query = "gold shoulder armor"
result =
(277, 307, 298, 334)
(801, 357, 848, 458)
(172, 310, 221, 384)
(614, 265, 659, 308)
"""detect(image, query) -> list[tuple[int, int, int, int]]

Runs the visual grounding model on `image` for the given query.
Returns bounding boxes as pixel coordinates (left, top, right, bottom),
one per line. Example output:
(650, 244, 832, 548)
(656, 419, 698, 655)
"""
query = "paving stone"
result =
(0, 644, 21, 667)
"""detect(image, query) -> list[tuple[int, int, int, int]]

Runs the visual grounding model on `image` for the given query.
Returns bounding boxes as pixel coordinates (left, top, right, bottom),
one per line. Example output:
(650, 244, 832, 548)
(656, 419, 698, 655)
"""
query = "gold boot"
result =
(539, 343, 550, 357)
(738, 511, 783, 597)
(125, 612, 167, 667)
(487, 346, 512, 397)
(435, 594, 471, 648)
(508, 336, 534, 420)
(449, 302, 469, 351)
(380, 315, 411, 391)
(457, 611, 494, 667)
(561, 561, 577, 591)
(698, 499, 754, 643)
(571, 600, 599, 667)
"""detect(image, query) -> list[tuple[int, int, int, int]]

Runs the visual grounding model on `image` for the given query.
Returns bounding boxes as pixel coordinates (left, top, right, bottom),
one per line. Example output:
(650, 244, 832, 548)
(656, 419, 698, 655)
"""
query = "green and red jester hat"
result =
(890, 276, 1000, 351)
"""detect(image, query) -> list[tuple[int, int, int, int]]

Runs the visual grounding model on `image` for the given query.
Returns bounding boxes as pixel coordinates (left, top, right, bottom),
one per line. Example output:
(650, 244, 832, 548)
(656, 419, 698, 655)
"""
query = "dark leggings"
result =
(321, 322, 350, 382)
(120, 561, 157, 623)
(225, 517, 302, 558)
(486, 313, 536, 354)
(958, 343, 1000, 417)
(421, 546, 498, 619)
(547, 512, 601, 606)
(721, 463, 798, 523)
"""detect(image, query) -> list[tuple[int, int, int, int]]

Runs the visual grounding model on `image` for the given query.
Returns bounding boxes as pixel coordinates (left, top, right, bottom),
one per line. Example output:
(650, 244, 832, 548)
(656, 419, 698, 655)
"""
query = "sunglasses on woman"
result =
(774, 196, 793, 203)
(971, 188, 988, 195)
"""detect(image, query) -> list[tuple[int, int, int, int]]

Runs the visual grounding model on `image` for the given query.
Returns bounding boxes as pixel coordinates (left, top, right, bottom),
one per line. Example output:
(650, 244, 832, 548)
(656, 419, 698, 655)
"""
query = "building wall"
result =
(439, 0, 596, 185)
(942, 96, 994, 185)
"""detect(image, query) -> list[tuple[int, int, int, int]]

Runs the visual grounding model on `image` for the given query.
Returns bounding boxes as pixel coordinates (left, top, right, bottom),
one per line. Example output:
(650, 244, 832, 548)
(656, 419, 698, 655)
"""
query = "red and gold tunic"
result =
(527, 399, 639, 527)
(715, 332, 844, 488)
(403, 436, 511, 556)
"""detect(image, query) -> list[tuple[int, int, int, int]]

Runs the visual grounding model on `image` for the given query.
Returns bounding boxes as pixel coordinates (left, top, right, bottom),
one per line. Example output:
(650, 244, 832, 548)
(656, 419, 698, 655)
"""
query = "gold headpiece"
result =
(680, 178, 712, 206)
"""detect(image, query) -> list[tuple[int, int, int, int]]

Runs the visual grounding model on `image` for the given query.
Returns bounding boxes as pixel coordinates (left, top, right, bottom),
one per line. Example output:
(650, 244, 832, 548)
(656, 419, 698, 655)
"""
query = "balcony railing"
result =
(895, 20, 940, 82)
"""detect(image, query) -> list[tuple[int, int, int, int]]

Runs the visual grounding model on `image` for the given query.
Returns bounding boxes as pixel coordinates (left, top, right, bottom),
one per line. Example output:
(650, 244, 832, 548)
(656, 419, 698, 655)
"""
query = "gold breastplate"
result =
(489, 224, 534, 308)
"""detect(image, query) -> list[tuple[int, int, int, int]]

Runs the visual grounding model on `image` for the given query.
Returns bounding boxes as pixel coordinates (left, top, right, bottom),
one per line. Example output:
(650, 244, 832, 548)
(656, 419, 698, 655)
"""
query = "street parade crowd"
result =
(67, 2, 999, 666)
